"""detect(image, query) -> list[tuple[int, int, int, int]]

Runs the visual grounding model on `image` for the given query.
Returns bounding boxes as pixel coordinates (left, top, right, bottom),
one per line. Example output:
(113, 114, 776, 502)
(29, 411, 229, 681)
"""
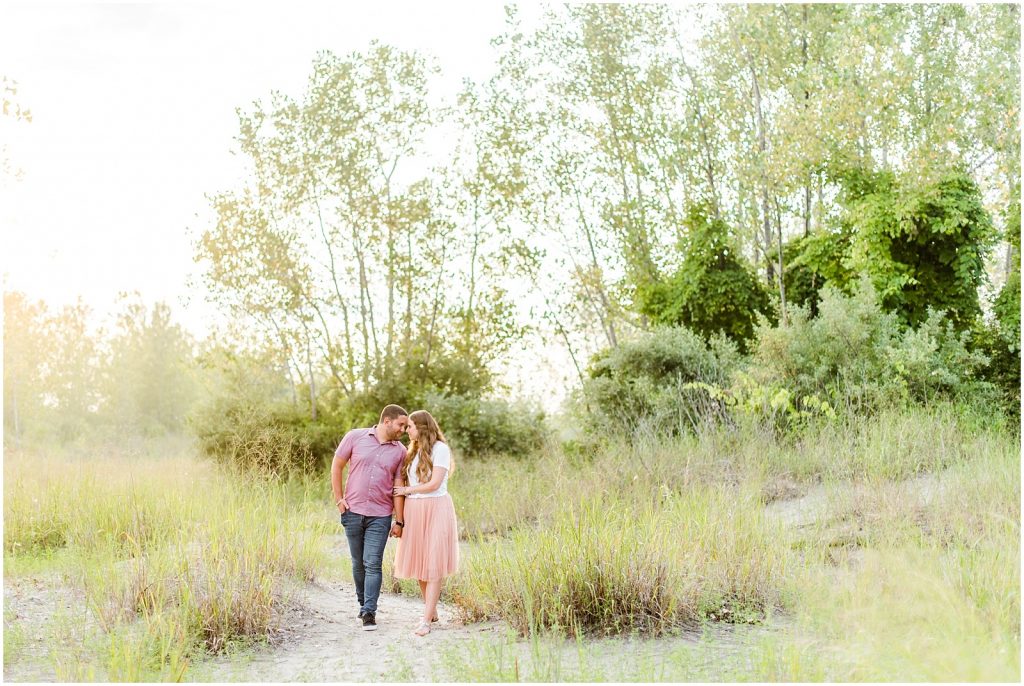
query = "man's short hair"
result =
(380, 404, 408, 423)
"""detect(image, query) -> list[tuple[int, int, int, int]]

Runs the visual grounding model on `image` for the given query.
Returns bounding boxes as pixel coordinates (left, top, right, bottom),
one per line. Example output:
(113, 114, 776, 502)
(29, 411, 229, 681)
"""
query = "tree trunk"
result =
(311, 192, 355, 388)
(386, 215, 396, 367)
(762, 191, 775, 284)
(678, 51, 721, 218)
(306, 334, 317, 422)
(425, 241, 448, 373)
(571, 181, 618, 347)
(749, 60, 775, 285)
(465, 196, 481, 353)
(10, 365, 20, 446)
(774, 197, 787, 323)
(802, 6, 811, 239)
(804, 179, 812, 238)
(404, 215, 413, 358)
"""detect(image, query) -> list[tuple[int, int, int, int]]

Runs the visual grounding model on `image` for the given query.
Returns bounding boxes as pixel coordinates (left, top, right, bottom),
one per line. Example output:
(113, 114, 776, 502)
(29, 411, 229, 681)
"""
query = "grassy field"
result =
(3, 403, 1020, 681)
(3, 437, 329, 681)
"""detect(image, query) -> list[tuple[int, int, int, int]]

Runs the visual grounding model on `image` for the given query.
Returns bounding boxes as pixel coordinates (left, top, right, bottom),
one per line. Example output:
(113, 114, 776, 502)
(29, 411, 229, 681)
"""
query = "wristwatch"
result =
(395, 521, 404, 528)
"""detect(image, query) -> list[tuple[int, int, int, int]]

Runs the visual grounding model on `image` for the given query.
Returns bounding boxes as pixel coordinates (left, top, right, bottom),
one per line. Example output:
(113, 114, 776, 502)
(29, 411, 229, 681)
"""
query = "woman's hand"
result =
(393, 485, 410, 497)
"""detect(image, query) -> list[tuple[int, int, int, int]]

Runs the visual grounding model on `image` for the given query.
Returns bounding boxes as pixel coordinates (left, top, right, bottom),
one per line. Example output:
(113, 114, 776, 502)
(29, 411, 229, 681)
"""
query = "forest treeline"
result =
(4, 4, 1020, 466)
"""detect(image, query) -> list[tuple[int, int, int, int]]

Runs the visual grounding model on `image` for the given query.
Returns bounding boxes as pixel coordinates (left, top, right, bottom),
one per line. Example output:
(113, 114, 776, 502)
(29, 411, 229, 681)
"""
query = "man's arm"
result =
(331, 431, 355, 513)
(390, 472, 406, 538)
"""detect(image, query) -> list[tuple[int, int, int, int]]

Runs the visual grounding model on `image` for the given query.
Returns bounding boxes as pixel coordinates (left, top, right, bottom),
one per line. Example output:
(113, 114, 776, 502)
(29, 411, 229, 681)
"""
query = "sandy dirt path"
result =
(195, 534, 510, 682)
(196, 578, 509, 682)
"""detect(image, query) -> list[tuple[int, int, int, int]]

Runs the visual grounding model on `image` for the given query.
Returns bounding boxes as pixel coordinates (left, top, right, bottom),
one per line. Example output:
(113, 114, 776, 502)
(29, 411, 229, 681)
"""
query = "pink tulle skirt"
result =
(394, 494, 459, 581)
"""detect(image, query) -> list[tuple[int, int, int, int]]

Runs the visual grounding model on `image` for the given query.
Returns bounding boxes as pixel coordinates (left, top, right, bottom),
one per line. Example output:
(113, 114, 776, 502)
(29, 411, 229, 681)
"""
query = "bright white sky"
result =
(0, 1, 585, 406)
(1, 1, 520, 333)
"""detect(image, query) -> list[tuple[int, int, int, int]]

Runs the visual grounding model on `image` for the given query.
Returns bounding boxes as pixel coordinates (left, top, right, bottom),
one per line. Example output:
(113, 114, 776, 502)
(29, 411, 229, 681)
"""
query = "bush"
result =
(751, 279, 994, 414)
(193, 385, 544, 475)
(972, 321, 1021, 422)
(581, 326, 742, 434)
(190, 399, 339, 476)
(424, 391, 546, 458)
(782, 226, 855, 316)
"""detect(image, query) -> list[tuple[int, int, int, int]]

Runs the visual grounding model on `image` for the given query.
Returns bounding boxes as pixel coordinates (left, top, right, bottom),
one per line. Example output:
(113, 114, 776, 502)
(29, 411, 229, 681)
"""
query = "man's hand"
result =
(336, 498, 349, 514)
(389, 523, 403, 538)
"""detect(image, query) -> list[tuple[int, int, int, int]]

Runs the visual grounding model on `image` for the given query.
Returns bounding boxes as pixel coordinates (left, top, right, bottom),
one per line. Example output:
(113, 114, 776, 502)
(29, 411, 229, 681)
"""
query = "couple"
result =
(330, 404, 458, 637)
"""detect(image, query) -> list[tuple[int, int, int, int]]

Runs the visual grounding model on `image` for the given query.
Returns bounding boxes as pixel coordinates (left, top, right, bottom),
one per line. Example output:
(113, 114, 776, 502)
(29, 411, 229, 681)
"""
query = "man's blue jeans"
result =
(339, 510, 392, 615)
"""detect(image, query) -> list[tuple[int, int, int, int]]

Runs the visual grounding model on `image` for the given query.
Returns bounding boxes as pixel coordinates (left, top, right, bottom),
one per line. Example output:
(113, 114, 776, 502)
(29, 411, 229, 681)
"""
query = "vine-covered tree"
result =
(838, 166, 996, 328)
(638, 205, 771, 351)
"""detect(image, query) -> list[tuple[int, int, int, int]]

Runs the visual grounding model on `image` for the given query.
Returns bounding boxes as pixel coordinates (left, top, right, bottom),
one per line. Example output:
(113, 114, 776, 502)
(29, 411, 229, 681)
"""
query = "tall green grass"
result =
(452, 487, 791, 636)
(4, 444, 332, 680)
(451, 403, 1011, 540)
(5, 402, 1017, 681)
(442, 401, 1018, 680)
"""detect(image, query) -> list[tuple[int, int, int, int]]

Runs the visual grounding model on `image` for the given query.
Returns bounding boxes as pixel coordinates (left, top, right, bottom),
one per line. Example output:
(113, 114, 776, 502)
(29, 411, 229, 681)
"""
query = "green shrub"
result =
(887, 309, 993, 404)
(190, 400, 337, 476)
(782, 226, 855, 316)
(581, 326, 742, 434)
(751, 279, 994, 414)
(836, 165, 996, 329)
(193, 384, 544, 473)
(424, 391, 546, 458)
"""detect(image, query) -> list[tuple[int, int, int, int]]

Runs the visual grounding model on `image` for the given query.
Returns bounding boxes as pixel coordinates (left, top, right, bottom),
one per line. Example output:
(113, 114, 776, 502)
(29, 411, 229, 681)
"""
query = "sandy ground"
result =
(194, 575, 770, 682)
(3, 572, 93, 682)
(196, 577, 510, 682)
(764, 470, 946, 528)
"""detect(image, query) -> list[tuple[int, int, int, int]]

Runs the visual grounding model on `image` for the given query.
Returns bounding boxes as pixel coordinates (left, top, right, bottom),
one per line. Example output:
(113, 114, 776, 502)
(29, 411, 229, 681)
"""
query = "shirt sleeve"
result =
(432, 443, 451, 471)
(334, 430, 357, 463)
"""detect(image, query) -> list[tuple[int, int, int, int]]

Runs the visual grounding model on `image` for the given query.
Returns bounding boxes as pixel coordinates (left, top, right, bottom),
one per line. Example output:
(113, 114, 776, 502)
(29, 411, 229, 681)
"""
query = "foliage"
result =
(191, 338, 545, 473)
(581, 325, 742, 433)
(3, 291, 50, 441)
(684, 373, 836, 435)
(977, 193, 1022, 419)
(638, 205, 773, 350)
(191, 400, 335, 477)
(751, 279, 994, 413)
(992, 190, 1021, 352)
(974, 320, 1022, 422)
(3, 292, 200, 444)
(196, 44, 522, 422)
(423, 391, 546, 459)
(782, 226, 855, 316)
(837, 166, 996, 329)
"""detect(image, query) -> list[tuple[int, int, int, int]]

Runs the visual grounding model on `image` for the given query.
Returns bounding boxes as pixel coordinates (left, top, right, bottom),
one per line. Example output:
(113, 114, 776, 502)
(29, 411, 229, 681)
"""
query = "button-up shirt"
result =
(334, 426, 407, 517)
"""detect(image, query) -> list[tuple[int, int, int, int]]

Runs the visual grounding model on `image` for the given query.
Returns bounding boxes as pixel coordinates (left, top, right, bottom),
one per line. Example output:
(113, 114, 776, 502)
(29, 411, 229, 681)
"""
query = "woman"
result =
(392, 410, 459, 637)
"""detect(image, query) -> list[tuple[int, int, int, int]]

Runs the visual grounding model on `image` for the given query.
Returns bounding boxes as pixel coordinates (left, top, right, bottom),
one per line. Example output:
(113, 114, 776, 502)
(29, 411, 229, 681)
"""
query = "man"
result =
(331, 404, 409, 631)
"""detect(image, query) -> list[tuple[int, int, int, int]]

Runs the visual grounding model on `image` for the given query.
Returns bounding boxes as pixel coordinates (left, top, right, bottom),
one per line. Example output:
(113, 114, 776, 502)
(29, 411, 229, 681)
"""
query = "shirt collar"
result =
(369, 425, 400, 446)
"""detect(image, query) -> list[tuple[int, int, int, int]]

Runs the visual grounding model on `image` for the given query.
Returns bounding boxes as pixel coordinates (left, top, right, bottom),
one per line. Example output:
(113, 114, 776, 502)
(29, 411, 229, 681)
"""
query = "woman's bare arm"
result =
(394, 467, 447, 496)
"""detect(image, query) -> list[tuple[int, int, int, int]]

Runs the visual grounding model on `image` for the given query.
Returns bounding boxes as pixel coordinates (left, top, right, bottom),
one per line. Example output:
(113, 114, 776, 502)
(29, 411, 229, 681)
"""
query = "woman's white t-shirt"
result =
(406, 442, 451, 498)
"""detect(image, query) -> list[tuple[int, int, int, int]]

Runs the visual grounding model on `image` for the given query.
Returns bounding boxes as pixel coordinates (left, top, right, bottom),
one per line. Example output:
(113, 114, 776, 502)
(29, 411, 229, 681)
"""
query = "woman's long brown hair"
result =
(401, 410, 452, 486)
